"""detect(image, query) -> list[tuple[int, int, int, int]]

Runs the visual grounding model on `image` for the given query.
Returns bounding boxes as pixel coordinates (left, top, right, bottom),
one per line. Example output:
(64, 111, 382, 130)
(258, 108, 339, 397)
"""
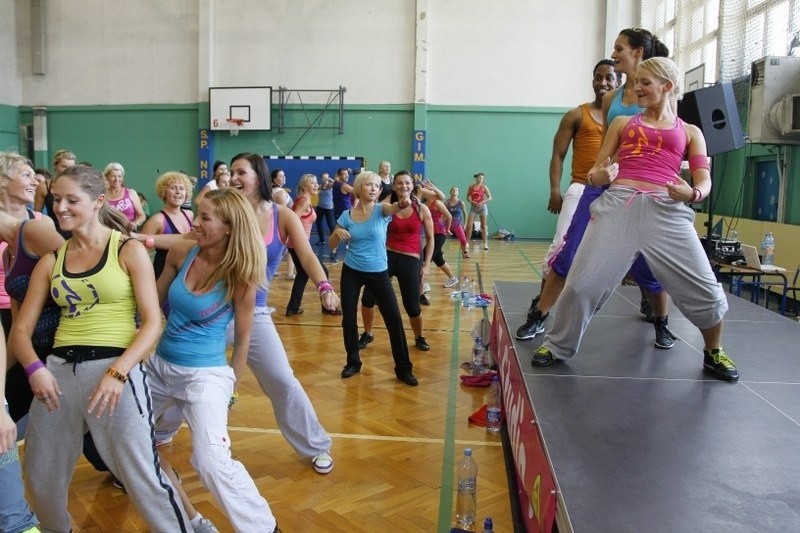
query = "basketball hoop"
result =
(226, 118, 244, 136)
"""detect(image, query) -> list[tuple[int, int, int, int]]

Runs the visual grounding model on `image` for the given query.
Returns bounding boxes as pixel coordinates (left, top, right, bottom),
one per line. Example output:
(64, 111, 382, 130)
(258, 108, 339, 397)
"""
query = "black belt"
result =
(53, 346, 126, 373)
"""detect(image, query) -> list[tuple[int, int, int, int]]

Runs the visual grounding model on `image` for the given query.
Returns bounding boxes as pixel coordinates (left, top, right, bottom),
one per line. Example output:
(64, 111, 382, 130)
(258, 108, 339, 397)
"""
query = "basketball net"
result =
(226, 118, 244, 136)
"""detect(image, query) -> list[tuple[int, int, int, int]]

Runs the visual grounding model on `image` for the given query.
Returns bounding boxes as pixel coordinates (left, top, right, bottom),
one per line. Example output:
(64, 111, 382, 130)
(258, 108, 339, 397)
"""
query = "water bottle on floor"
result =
(486, 375, 501, 433)
(455, 448, 478, 531)
(482, 516, 494, 533)
(472, 336, 487, 375)
(761, 232, 775, 265)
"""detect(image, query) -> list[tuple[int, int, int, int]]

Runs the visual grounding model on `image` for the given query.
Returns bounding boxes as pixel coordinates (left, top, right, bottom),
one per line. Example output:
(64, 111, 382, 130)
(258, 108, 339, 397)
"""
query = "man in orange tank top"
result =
(517, 59, 618, 340)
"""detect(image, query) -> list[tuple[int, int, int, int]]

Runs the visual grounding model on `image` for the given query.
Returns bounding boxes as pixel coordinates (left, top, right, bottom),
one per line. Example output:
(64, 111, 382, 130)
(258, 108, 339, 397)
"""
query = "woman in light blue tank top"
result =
(147, 189, 279, 532)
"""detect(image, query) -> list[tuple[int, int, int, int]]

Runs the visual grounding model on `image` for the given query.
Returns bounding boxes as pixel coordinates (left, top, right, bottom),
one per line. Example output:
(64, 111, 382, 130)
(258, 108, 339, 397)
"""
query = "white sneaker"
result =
(483, 243, 489, 250)
(193, 517, 220, 533)
(312, 452, 334, 474)
(443, 277, 458, 288)
(423, 283, 431, 293)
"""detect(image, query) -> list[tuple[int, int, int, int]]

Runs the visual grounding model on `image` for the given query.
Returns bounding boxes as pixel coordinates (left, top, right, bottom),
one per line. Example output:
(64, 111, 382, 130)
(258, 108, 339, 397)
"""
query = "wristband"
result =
(317, 280, 334, 295)
(691, 187, 703, 203)
(105, 367, 129, 383)
(145, 236, 155, 249)
(688, 154, 710, 172)
(24, 360, 45, 378)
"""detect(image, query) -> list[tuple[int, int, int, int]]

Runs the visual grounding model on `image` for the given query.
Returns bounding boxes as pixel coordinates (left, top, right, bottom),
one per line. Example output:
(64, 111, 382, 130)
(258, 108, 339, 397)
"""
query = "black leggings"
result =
(431, 233, 447, 267)
(340, 264, 412, 375)
(361, 252, 421, 318)
(286, 247, 329, 313)
(314, 207, 336, 243)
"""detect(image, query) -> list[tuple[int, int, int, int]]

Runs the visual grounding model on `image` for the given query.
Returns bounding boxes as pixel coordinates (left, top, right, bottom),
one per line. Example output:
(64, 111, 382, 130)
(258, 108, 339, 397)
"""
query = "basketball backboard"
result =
(209, 86, 272, 131)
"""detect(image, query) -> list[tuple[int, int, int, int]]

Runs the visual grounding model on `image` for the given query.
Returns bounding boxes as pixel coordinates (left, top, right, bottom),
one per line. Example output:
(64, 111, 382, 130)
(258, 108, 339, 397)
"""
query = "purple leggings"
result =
(549, 185, 663, 293)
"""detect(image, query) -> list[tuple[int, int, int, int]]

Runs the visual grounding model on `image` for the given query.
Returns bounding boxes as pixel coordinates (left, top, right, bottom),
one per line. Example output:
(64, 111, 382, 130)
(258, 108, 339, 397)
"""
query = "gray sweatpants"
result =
(24, 355, 190, 533)
(544, 186, 728, 360)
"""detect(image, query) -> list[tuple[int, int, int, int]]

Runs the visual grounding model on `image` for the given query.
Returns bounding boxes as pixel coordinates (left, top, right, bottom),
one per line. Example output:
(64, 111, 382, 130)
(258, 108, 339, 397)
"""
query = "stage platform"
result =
(491, 281, 800, 533)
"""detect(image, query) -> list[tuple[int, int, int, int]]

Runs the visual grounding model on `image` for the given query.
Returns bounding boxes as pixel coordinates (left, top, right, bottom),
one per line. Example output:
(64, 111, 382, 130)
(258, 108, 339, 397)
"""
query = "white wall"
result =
(16, 0, 198, 105)
(8, 0, 638, 108)
(427, 0, 607, 106)
(1, 0, 21, 105)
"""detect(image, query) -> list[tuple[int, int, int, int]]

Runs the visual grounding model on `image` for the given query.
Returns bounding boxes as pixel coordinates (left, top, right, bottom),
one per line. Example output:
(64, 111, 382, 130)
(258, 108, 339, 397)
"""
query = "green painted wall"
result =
(0, 104, 20, 153)
(13, 103, 565, 238)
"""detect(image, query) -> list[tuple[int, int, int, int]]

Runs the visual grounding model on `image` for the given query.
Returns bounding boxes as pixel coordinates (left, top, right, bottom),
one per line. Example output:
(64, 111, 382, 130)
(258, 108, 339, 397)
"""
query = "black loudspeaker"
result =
(678, 82, 745, 157)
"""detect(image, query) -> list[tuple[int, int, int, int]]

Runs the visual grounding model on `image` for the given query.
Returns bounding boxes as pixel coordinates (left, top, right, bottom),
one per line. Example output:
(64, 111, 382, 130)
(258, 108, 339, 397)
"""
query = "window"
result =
(641, 0, 800, 83)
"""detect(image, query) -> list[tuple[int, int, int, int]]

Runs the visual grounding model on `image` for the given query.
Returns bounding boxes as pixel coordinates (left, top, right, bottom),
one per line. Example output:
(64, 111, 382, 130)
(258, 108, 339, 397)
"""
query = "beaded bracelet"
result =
(105, 367, 129, 383)
(691, 187, 703, 203)
(24, 360, 45, 378)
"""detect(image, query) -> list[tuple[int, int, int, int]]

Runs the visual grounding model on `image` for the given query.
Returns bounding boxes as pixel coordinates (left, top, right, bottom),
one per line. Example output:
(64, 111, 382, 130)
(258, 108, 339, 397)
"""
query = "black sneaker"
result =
(640, 296, 655, 322)
(516, 299, 548, 340)
(703, 348, 739, 382)
(525, 294, 540, 317)
(358, 332, 374, 349)
(415, 336, 431, 351)
(341, 364, 362, 378)
(653, 316, 675, 349)
(420, 294, 431, 306)
(531, 346, 558, 367)
(396, 373, 419, 386)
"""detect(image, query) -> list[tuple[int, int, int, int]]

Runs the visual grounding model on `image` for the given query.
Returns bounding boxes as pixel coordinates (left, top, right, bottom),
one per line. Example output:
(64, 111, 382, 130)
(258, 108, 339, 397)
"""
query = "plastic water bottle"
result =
(472, 336, 487, 376)
(729, 228, 738, 242)
(761, 232, 775, 265)
(455, 448, 477, 531)
(482, 516, 494, 533)
(461, 276, 470, 304)
(486, 375, 501, 433)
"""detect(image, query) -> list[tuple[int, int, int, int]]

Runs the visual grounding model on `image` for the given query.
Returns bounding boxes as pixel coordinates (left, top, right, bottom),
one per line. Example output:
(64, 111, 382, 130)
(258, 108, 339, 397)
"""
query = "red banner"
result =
(492, 304, 558, 532)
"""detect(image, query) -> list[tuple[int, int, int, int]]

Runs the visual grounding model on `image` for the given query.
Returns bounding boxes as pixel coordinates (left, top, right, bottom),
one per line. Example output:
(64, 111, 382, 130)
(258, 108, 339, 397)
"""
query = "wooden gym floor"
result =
(22, 238, 547, 532)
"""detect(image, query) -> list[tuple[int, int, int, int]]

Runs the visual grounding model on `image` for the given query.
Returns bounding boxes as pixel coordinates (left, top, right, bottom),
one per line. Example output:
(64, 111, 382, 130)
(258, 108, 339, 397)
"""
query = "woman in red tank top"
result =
(358, 171, 435, 352)
(464, 172, 493, 251)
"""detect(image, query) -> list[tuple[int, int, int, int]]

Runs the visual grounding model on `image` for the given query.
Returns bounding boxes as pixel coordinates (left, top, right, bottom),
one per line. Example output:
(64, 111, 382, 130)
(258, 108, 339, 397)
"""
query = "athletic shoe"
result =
(341, 365, 362, 378)
(516, 297, 548, 340)
(653, 316, 675, 349)
(110, 474, 125, 492)
(415, 336, 431, 351)
(640, 296, 655, 322)
(357, 332, 374, 349)
(285, 308, 304, 316)
(531, 346, 558, 367)
(483, 243, 489, 250)
(423, 282, 431, 293)
(312, 452, 334, 474)
(155, 435, 174, 446)
(193, 517, 219, 533)
(703, 348, 739, 382)
(420, 294, 431, 306)
(396, 373, 419, 386)
(444, 277, 459, 288)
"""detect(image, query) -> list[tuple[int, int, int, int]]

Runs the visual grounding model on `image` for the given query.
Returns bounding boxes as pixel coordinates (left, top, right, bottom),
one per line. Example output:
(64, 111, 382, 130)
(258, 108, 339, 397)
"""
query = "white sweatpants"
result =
(542, 181, 585, 276)
(148, 355, 276, 533)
